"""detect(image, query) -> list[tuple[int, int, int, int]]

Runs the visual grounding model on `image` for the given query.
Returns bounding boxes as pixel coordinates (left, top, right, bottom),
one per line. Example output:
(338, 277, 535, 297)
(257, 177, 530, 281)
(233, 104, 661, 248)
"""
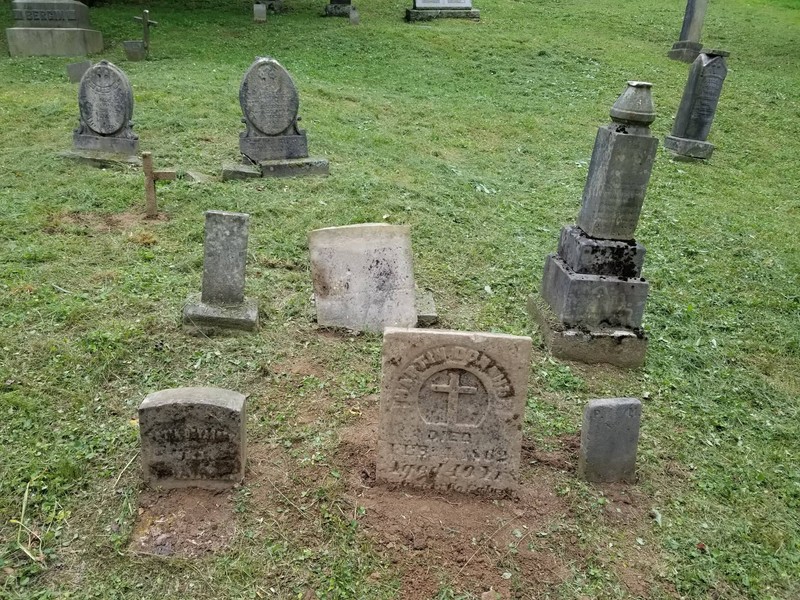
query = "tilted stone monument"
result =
(578, 398, 641, 483)
(183, 211, 259, 334)
(309, 224, 421, 333)
(72, 60, 138, 157)
(406, 0, 480, 22)
(6, 0, 103, 57)
(139, 387, 246, 489)
(668, 0, 709, 63)
(325, 0, 353, 17)
(529, 82, 658, 368)
(377, 328, 532, 494)
(665, 50, 729, 160)
(225, 57, 329, 179)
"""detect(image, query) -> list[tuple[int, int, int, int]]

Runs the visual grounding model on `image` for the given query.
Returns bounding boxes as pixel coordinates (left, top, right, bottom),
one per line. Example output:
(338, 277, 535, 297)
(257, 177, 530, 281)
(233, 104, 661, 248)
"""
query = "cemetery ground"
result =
(0, 0, 798, 598)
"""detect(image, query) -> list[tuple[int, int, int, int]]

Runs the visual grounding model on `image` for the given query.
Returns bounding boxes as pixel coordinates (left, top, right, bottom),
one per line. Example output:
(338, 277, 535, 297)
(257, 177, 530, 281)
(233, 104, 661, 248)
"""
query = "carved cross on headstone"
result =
(133, 9, 158, 52)
(430, 370, 478, 426)
(142, 152, 176, 218)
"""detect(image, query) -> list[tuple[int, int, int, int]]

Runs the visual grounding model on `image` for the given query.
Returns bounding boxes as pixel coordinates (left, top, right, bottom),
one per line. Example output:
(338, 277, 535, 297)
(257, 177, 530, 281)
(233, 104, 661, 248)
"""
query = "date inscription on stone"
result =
(139, 387, 246, 490)
(377, 328, 532, 494)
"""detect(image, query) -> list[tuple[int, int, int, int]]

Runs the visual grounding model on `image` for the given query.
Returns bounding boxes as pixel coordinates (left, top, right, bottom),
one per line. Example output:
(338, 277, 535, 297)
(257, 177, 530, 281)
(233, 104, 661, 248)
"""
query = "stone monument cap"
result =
(610, 81, 655, 125)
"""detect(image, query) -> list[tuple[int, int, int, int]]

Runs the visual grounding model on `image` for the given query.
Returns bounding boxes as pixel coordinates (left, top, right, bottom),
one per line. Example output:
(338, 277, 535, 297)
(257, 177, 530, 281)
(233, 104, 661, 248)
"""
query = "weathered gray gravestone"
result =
(578, 398, 641, 483)
(226, 57, 328, 179)
(183, 211, 259, 334)
(529, 81, 658, 368)
(66, 59, 91, 83)
(139, 387, 246, 489)
(664, 50, 729, 160)
(6, 0, 103, 57)
(377, 328, 532, 494)
(309, 224, 419, 333)
(253, 3, 267, 22)
(406, 0, 480, 22)
(72, 60, 138, 156)
(325, 0, 353, 17)
(668, 0, 709, 63)
(124, 9, 157, 61)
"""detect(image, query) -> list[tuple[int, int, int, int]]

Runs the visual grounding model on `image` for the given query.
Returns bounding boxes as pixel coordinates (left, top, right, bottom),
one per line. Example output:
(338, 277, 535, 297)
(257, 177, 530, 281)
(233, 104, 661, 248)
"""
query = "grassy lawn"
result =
(0, 0, 798, 598)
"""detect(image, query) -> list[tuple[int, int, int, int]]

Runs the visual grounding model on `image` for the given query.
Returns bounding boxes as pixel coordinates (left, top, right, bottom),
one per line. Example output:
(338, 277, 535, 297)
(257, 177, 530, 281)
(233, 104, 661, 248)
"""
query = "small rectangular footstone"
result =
(139, 387, 246, 489)
(578, 398, 641, 483)
(66, 59, 91, 82)
(377, 328, 532, 494)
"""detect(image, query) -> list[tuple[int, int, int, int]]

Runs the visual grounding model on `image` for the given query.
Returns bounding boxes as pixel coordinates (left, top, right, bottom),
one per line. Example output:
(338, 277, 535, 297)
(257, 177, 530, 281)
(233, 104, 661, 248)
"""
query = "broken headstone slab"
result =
(578, 398, 641, 483)
(183, 211, 258, 334)
(664, 50, 729, 160)
(229, 57, 328, 179)
(406, 0, 480, 22)
(530, 81, 657, 368)
(6, 0, 103, 57)
(139, 387, 246, 489)
(309, 224, 418, 333)
(72, 60, 138, 157)
(377, 328, 532, 494)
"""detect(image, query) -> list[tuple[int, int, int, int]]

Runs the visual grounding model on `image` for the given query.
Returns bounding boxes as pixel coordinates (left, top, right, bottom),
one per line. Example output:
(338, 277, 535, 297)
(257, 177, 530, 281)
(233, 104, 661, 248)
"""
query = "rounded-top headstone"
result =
(610, 81, 655, 125)
(78, 60, 134, 136)
(239, 57, 299, 136)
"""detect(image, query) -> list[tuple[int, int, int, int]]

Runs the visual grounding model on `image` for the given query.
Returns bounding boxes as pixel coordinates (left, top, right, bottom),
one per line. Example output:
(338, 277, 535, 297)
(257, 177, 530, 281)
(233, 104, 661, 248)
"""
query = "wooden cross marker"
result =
(133, 9, 158, 53)
(143, 152, 176, 218)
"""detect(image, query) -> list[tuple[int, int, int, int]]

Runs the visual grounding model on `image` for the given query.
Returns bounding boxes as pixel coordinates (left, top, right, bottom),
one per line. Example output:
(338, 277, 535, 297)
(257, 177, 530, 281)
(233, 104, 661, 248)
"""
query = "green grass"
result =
(1, 0, 799, 598)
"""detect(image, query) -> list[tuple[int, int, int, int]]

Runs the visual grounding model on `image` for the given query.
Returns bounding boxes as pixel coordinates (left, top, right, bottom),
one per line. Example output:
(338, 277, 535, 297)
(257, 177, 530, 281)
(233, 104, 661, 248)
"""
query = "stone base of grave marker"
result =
(578, 398, 641, 483)
(240, 133, 308, 164)
(528, 294, 647, 368)
(405, 8, 480, 21)
(222, 163, 261, 180)
(183, 294, 259, 335)
(59, 149, 142, 168)
(259, 157, 330, 178)
(73, 132, 138, 156)
(663, 135, 714, 160)
(66, 59, 91, 83)
(667, 40, 703, 63)
(324, 0, 352, 16)
(6, 27, 103, 56)
(377, 328, 532, 494)
(139, 387, 246, 490)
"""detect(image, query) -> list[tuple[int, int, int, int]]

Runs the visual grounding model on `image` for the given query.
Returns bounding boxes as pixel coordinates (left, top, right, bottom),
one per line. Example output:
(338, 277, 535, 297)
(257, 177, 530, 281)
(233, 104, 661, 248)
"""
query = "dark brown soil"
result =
(43, 210, 168, 235)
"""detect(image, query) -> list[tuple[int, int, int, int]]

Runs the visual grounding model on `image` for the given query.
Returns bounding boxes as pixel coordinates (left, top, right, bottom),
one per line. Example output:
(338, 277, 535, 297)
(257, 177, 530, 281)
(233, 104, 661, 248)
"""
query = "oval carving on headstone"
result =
(239, 57, 299, 136)
(78, 60, 133, 136)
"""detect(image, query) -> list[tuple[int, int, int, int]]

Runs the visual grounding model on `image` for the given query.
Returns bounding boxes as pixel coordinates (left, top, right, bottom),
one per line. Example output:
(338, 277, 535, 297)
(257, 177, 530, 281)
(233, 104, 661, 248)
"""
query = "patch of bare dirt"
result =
(521, 434, 580, 473)
(336, 408, 573, 599)
(129, 488, 235, 557)
(43, 211, 168, 234)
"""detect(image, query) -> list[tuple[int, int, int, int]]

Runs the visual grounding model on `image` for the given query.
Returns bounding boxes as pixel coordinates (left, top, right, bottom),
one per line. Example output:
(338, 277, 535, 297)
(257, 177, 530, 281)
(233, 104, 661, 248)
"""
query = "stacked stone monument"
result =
(529, 82, 658, 368)
(406, 0, 480, 22)
(377, 328, 532, 494)
(223, 57, 329, 180)
(183, 211, 259, 334)
(139, 387, 246, 489)
(668, 0, 709, 63)
(665, 50, 729, 160)
(6, 0, 103, 57)
(71, 60, 139, 160)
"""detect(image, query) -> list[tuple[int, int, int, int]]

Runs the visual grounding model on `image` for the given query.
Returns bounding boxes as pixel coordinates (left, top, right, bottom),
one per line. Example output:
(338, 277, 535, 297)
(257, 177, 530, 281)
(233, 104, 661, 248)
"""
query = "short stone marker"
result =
(529, 81, 658, 368)
(142, 152, 177, 218)
(139, 387, 246, 489)
(324, 0, 353, 17)
(6, 0, 103, 57)
(309, 224, 420, 333)
(665, 50, 729, 160)
(578, 398, 641, 483)
(406, 0, 480, 22)
(71, 60, 139, 158)
(124, 9, 157, 61)
(349, 6, 360, 24)
(224, 57, 328, 180)
(253, 3, 267, 22)
(66, 59, 91, 83)
(183, 211, 259, 334)
(377, 328, 532, 494)
(668, 0, 709, 63)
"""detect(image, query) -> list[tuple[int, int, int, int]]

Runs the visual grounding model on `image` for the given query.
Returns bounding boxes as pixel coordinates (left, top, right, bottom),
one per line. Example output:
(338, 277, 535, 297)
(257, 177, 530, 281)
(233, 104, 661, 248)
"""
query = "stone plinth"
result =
(665, 50, 729, 160)
(578, 398, 641, 483)
(183, 211, 258, 335)
(139, 387, 246, 489)
(6, 0, 103, 57)
(309, 224, 417, 333)
(377, 328, 532, 494)
(406, 0, 478, 21)
(668, 0, 709, 63)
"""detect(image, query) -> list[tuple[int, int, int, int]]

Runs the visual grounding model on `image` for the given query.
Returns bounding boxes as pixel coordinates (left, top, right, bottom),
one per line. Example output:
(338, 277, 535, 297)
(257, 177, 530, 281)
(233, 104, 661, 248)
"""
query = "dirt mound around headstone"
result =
(129, 488, 235, 557)
(336, 408, 574, 599)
